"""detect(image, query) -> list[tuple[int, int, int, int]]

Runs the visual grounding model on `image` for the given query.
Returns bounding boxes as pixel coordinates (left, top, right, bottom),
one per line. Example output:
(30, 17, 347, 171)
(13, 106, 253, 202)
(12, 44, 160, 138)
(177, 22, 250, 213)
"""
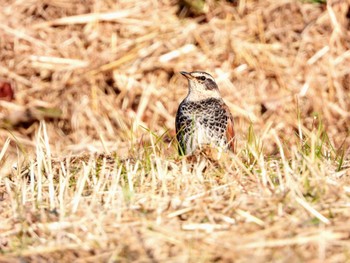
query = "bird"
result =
(175, 71, 235, 155)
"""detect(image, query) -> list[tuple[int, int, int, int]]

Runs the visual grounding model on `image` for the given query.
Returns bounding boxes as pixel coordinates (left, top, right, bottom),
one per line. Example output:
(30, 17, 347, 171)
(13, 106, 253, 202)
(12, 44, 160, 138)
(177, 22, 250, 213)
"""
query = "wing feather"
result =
(223, 104, 235, 152)
(175, 106, 187, 155)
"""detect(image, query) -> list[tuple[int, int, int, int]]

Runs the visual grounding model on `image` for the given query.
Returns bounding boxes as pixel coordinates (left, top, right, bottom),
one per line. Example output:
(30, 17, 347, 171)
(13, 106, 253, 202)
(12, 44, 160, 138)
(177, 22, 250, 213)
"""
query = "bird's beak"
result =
(180, 71, 193, 79)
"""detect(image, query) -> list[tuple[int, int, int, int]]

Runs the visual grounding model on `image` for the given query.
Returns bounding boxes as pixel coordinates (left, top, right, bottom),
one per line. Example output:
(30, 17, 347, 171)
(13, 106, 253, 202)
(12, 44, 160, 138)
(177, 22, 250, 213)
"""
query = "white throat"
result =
(184, 80, 222, 102)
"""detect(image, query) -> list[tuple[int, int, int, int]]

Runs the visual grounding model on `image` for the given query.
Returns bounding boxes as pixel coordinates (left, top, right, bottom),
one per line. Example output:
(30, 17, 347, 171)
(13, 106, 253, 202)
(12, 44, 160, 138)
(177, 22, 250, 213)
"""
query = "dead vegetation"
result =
(0, 0, 350, 262)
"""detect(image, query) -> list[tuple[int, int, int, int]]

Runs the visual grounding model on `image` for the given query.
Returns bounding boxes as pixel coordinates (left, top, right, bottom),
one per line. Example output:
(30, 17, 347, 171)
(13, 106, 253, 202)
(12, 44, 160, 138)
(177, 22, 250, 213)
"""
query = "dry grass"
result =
(0, 0, 350, 262)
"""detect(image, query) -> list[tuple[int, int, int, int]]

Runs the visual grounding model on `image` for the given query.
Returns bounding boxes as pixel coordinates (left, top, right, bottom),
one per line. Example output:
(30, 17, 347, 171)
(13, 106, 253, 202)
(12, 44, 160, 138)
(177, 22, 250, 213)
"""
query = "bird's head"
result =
(180, 71, 221, 101)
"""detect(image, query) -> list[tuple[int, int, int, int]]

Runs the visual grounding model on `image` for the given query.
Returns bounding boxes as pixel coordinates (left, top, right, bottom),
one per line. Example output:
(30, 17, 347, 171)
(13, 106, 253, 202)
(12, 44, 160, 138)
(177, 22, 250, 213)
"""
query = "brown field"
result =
(1, 0, 350, 262)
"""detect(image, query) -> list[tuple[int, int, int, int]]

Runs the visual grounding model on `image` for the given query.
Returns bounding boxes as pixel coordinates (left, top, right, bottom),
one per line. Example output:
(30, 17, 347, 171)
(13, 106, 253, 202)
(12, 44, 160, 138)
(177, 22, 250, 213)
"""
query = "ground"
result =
(0, 0, 350, 262)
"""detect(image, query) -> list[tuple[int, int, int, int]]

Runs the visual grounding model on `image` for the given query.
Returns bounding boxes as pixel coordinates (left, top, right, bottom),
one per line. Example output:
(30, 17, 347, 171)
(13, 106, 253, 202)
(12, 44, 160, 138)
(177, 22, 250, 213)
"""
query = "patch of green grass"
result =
(302, 0, 326, 3)
(243, 123, 264, 167)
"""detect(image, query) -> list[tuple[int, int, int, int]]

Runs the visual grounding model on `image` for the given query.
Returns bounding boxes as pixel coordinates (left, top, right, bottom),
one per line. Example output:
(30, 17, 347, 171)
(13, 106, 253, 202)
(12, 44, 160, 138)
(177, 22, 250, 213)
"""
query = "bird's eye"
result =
(200, 76, 206, 81)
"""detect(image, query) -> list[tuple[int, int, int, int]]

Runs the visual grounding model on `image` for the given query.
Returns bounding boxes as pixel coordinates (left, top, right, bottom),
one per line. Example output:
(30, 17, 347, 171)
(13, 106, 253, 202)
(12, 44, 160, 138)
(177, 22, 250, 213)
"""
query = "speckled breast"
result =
(175, 98, 229, 154)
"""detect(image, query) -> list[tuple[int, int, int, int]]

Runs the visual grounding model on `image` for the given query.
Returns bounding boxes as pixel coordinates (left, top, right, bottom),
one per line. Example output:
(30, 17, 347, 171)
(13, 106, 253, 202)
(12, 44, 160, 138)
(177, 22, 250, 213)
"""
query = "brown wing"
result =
(223, 104, 235, 153)
(0, 82, 14, 102)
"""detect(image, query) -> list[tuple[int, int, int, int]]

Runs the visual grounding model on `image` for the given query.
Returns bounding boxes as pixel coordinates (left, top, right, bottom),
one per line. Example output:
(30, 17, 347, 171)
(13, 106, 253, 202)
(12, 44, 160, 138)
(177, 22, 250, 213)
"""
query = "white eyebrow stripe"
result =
(191, 72, 215, 81)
